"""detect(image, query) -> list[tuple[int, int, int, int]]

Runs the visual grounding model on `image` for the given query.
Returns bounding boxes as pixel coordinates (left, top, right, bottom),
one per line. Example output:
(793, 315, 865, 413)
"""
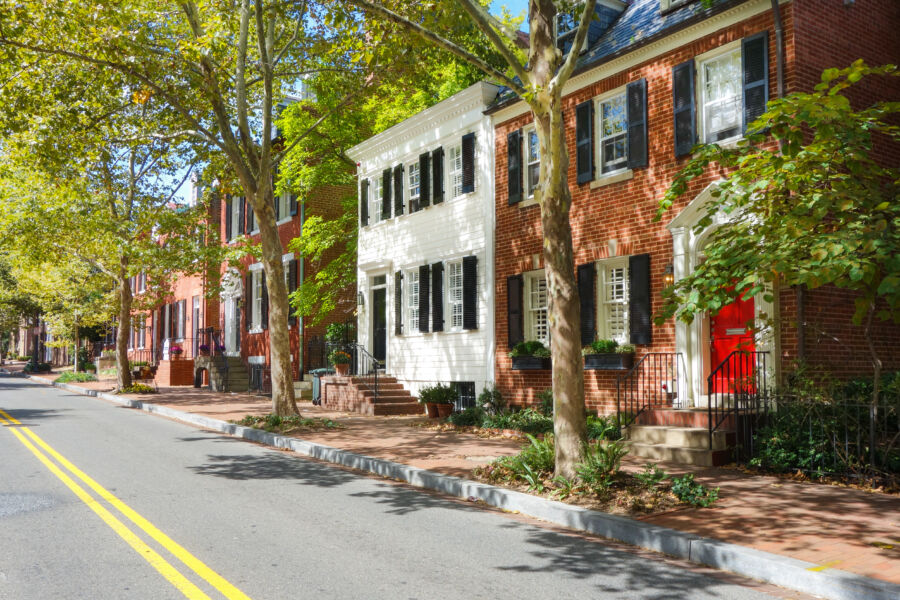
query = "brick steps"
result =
(321, 375, 423, 416)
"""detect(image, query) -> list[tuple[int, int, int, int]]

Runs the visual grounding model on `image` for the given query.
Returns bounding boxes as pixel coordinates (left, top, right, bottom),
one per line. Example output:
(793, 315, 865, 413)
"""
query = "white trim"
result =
(595, 87, 628, 177)
(248, 355, 266, 365)
(596, 256, 630, 344)
(524, 126, 540, 199)
(696, 39, 743, 145)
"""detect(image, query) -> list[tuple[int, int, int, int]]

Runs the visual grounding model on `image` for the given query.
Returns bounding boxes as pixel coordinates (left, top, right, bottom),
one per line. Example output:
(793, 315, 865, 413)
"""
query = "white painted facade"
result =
(347, 82, 499, 400)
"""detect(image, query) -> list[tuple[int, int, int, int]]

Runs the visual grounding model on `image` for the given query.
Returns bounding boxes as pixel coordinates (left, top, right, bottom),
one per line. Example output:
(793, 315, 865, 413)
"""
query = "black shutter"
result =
(274, 192, 281, 221)
(225, 196, 232, 241)
(431, 262, 444, 332)
(393, 164, 404, 216)
(289, 193, 298, 217)
(575, 100, 594, 184)
(672, 61, 696, 157)
(461, 132, 475, 194)
(629, 254, 652, 345)
(419, 153, 431, 209)
(507, 130, 523, 204)
(261, 272, 269, 330)
(394, 271, 403, 335)
(180, 299, 187, 339)
(238, 198, 245, 234)
(418, 265, 430, 333)
(431, 147, 444, 204)
(626, 78, 648, 169)
(742, 31, 769, 133)
(248, 206, 255, 232)
(245, 274, 252, 332)
(577, 263, 596, 346)
(288, 259, 297, 326)
(462, 255, 478, 330)
(360, 179, 369, 227)
(381, 168, 391, 220)
(506, 274, 524, 348)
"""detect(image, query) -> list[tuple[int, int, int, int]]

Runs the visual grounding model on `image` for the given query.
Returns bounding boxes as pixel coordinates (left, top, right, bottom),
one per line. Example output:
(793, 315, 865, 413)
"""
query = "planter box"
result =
(511, 356, 551, 370)
(584, 353, 634, 370)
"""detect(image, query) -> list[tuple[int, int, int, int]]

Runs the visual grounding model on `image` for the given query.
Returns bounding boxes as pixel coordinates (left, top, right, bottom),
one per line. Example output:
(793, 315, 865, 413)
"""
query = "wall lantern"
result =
(357, 291, 365, 307)
(663, 264, 675, 287)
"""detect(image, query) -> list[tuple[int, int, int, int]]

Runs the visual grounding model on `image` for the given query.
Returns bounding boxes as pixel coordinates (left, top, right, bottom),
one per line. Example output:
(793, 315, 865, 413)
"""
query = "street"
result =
(1, 376, 789, 599)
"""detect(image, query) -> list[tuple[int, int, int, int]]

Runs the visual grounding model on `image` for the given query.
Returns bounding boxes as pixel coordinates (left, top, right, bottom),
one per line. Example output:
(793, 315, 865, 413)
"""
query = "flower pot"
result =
(424, 402, 440, 418)
(335, 363, 350, 376)
(511, 356, 551, 370)
(436, 403, 454, 418)
(584, 352, 634, 370)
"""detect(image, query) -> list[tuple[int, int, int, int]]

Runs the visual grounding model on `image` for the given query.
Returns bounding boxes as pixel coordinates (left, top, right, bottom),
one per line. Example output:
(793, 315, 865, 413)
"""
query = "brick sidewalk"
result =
(8, 365, 900, 586)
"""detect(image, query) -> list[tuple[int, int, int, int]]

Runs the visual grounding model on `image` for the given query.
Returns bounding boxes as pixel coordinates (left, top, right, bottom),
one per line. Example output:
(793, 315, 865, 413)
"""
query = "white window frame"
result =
(525, 127, 540, 198)
(277, 190, 292, 225)
(448, 144, 464, 199)
(406, 268, 420, 333)
(524, 270, 549, 345)
(407, 161, 420, 210)
(230, 198, 242, 240)
(371, 174, 383, 224)
(136, 318, 145, 350)
(447, 260, 464, 331)
(596, 256, 630, 344)
(250, 264, 264, 332)
(697, 41, 743, 145)
(596, 89, 628, 176)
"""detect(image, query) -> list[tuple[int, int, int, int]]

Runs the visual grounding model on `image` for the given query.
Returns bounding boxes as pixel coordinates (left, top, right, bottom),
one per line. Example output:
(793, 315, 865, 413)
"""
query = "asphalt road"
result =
(0, 375, 791, 599)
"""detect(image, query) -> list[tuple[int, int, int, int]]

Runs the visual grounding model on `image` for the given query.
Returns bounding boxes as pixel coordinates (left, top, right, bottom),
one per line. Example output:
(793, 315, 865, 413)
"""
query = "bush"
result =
(448, 406, 486, 427)
(55, 372, 97, 383)
(488, 408, 553, 435)
(129, 361, 149, 368)
(575, 440, 629, 493)
(635, 463, 669, 489)
(478, 385, 506, 415)
(537, 388, 553, 417)
(586, 414, 621, 440)
(585, 339, 618, 354)
(76, 346, 92, 370)
(17, 355, 31, 362)
(418, 383, 458, 405)
(486, 434, 556, 491)
(325, 322, 351, 343)
(509, 340, 550, 358)
(23, 362, 51, 373)
(118, 383, 156, 394)
(671, 474, 719, 507)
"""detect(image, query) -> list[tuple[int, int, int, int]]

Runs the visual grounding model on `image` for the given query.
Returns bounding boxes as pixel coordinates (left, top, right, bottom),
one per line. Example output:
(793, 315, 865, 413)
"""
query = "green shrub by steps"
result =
(55, 372, 97, 383)
(117, 383, 156, 394)
(671, 473, 719, 507)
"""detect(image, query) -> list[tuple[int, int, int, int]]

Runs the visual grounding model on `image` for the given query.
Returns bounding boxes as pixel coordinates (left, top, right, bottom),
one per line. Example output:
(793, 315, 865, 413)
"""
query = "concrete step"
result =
(625, 441, 731, 467)
(636, 408, 729, 429)
(625, 425, 732, 451)
(367, 402, 425, 416)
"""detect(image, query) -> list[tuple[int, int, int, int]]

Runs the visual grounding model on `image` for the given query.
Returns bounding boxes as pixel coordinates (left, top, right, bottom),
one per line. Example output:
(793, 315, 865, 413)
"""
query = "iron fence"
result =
(616, 352, 686, 429)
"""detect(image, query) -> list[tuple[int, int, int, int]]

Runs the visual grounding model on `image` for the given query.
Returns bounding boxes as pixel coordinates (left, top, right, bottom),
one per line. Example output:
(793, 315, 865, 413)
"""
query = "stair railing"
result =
(200, 328, 229, 392)
(617, 352, 685, 431)
(707, 350, 769, 458)
(348, 343, 380, 400)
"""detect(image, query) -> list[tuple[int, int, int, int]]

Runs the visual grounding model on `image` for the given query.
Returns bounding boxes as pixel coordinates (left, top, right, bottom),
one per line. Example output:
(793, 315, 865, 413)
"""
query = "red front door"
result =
(710, 291, 755, 393)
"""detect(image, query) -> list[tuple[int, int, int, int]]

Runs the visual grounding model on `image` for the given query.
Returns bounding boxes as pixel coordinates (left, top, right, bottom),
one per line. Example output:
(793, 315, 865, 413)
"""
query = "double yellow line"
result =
(0, 408, 252, 600)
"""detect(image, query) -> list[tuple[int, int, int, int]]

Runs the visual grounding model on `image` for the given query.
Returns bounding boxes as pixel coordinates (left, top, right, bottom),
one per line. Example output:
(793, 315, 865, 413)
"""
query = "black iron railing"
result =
(249, 364, 271, 395)
(617, 353, 685, 430)
(707, 350, 769, 459)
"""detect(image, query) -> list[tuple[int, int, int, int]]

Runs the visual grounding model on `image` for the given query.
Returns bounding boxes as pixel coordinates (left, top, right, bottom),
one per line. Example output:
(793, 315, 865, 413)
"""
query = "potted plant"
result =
(329, 349, 352, 375)
(583, 340, 636, 370)
(418, 383, 458, 418)
(170, 345, 183, 359)
(198, 344, 210, 356)
(509, 340, 551, 370)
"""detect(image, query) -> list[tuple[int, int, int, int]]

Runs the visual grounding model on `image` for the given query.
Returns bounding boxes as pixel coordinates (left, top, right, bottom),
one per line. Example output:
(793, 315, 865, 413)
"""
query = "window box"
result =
(584, 352, 634, 371)
(511, 356, 551, 371)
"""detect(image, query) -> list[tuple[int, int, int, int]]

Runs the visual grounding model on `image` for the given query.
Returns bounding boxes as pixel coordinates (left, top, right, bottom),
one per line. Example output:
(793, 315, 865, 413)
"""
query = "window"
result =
(526, 129, 540, 196)
(448, 145, 464, 199)
(447, 260, 464, 330)
(251, 269, 263, 331)
(699, 47, 742, 143)
(248, 207, 256, 232)
(406, 268, 420, 332)
(230, 198, 242, 240)
(453, 381, 476, 411)
(598, 93, 627, 174)
(371, 175, 383, 224)
(525, 272, 549, 345)
(408, 162, 420, 211)
(597, 258, 629, 343)
(277, 190, 291, 222)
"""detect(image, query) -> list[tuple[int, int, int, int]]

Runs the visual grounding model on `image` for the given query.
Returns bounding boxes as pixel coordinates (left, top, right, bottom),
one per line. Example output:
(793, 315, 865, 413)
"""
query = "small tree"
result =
(656, 62, 900, 405)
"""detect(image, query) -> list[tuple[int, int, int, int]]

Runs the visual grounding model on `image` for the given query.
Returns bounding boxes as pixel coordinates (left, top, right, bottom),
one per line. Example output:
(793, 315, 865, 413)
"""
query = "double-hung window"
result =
(251, 269, 264, 331)
(230, 199, 242, 240)
(371, 175, 383, 224)
(525, 272, 549, 345)
(598, 93, 627, 174)
(277, 191, 291, 223)
(597, 257, 629, 344)
(406, 268, 420, 332)
(408, 162, 421, 212)
(526, 129, 540, 197)
(699, 47, 742, 143)
(448, 145, 464, 199)
(447, 260, 464, 330)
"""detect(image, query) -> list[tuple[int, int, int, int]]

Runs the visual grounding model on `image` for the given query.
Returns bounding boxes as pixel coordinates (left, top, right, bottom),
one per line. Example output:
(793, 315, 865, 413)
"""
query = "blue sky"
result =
(492, 0, 530, 28)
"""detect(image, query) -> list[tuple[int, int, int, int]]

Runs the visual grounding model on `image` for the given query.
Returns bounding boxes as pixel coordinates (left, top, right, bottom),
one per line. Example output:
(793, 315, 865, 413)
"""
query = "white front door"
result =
(224, 297, 240, 356)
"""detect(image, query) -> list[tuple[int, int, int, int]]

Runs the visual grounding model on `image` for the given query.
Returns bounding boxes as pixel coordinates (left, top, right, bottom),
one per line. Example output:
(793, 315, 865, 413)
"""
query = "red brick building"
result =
(489, 0, 900, 413)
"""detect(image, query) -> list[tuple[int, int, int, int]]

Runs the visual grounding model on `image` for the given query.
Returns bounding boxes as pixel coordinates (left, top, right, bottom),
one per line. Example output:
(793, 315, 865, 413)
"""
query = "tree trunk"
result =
(252, 187, 298, 416)
(116, 260, 133, 389)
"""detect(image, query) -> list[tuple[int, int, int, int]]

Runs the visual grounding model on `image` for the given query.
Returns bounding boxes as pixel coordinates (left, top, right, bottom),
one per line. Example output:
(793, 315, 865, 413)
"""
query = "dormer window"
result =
(661, 0, 696, 15)
(556, 1, 626, 56)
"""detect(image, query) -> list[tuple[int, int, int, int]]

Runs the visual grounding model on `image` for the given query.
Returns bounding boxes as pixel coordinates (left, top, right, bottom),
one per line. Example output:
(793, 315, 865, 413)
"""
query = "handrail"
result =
(616, 352, 685, 431)
(707, 350, 769, 458)
(325, 342, 380, 400)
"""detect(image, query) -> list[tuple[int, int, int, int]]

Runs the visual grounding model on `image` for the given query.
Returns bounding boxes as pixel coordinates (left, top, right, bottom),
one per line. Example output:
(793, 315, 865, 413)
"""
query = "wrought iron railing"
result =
(616, 352, 686, 430)
(197, 328, 229, 392)
(707, 350, 769, 459)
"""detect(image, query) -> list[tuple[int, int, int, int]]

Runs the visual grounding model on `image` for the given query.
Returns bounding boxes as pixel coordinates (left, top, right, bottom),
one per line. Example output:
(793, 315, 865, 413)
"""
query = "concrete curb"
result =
(16, 373, 900, 600)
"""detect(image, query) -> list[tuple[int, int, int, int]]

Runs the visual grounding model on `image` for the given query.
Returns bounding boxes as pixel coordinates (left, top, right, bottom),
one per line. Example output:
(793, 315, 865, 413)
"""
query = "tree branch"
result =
(456, 0, 530, 88)
(553, 1, 597, 90)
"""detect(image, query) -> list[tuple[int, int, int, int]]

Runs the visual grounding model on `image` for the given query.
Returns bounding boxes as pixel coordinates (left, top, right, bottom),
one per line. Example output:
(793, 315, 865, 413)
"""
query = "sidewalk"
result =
(7, 364, 899, 597)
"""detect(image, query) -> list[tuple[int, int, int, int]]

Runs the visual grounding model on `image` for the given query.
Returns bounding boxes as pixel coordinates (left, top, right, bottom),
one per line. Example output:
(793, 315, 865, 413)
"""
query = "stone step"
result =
(636, 408, 733, 429)
(624, 441, 731, 467)
(359, 388, 411, 398)
(624, 425, 732, 451)
(367, 402, 425, 416)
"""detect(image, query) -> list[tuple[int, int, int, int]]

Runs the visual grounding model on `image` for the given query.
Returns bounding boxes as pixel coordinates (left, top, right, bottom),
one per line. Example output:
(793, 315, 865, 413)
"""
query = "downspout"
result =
(298, 201, 305, 380)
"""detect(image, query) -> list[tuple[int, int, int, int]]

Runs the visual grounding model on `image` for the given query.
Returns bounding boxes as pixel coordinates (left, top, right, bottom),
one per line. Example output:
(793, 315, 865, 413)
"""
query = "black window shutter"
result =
(180, 299, 187, 338)
(394, 271, 403, 335)
(245, 274, 252, 332)
(274, 192, 281, 221)
(381, 168, 392, 220)
(431, 147, 444, 204)
(360, 179, 369, 227)
(418, 265, 430, 333)
(225, 196, 232, 240)
(419, 153, 431, 209)
(261, 272, 269, 330)
(742, 31, 769, 133)
(575, 100, 594, 184)
(577, 263, 596, 346)
(431, 262, 444, 332)
(238, 197, 246, 235)
(288, 259, 297, 326)
(461, 132, 476, 194)
(289, 192, 298, 217)
(393, 164, 404, 216)
(507, 130, 523, 204)
(626, 78, 648, 169)
(629, 254, 652, 345)
(672, 61, 696, 157)
(506, 274, 524, 348)
(248, 206, 255, 232)
(462, 255, 478, 330)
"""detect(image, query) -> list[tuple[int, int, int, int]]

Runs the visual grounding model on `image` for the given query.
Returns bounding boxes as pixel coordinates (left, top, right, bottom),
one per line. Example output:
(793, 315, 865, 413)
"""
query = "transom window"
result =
(406, 268, 420, 332)
(597, 257, 629, 344)
(449, 145, 464, 199)
(599, 93, 627, 174)
(447, 260, 464, 330)
(408, 162, 420, 208)
(525, 272, 549, 345)
(700, 48, 742, 143)
(526, 129, 540, 196)
(371, 176, 383, 224)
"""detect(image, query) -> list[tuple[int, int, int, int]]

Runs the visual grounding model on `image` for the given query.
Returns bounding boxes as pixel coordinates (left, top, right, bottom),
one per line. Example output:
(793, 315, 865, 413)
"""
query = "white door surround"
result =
(221, 268, 243, 357)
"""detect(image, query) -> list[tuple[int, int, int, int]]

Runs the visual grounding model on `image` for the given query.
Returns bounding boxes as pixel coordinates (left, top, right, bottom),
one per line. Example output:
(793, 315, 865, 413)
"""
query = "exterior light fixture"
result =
(663, 264, 675, 287)
(357, 291, 365, 306)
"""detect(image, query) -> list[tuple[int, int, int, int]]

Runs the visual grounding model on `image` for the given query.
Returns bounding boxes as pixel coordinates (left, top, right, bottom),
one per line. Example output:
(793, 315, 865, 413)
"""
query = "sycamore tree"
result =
(335, 0, 599, 477)
(656, 62, 900, 405)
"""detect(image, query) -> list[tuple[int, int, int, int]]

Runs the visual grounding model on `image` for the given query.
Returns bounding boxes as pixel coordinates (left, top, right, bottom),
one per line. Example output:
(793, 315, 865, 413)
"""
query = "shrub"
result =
(129, 361, 149, 368)
(509, 340, 550, 358)
(448, 406, 486, 427)
(586, 414, 621, 440)
(55, 372, 97, 383)
(575, 440, 629, 494)
(118, 383, 157, 394)
(23, 362, 51, 373)
(487, 408, 553, 435)
(616, 344, 636, 354)
(490, 434, 556, 491)
(671, 474, 719, 507)
(478, 385, 506, 415)
(635, 463, 669, 489)
(325, 322, 351, 343)
(418, 383, 458, 405)
(100, 350, 116, 358)
(585, 339, 618, 354)
(235, 414, 343, 432)
(537, 388, 553, 417)
(328, 349, 351, 365)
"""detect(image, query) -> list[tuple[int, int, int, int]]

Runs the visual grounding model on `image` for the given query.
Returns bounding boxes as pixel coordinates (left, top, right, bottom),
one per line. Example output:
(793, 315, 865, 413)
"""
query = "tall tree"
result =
(337, 0, 598, 477)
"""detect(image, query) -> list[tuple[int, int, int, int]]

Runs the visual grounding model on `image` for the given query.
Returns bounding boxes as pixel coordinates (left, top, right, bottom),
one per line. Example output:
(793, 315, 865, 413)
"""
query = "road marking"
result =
(0, 409, 252, 600)
(806, 560, 842, 572)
